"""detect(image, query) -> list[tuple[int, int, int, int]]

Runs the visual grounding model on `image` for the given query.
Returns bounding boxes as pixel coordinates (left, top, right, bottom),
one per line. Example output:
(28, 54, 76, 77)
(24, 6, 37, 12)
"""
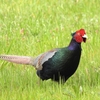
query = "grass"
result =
(0, 0, 100, 100)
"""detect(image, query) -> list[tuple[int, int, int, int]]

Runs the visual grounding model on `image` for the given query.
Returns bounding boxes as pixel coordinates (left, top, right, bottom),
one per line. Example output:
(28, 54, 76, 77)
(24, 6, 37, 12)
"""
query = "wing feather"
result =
(33, 49, 57, 70)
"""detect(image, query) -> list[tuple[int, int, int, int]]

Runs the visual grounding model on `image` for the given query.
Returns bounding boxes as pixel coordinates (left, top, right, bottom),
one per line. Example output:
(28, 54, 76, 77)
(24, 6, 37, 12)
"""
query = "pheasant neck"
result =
(68, 38, 81, 50)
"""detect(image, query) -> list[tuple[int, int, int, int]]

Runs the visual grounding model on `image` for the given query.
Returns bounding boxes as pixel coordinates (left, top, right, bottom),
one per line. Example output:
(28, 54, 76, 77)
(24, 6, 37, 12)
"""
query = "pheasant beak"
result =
(82, 34, 88, 42)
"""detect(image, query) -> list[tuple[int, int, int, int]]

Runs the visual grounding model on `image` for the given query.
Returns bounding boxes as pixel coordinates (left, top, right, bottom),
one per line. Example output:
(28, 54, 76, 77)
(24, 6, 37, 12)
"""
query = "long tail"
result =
(0, 55, 34, 65)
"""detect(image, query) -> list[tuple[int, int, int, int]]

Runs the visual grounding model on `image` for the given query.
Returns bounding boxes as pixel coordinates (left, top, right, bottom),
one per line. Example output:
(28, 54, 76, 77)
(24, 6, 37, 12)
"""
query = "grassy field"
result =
(0, 0, 100, 100)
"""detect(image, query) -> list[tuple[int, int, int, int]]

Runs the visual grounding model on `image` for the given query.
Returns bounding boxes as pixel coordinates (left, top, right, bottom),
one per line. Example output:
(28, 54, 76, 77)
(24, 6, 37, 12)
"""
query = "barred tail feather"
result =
(0, 55, 34, 65)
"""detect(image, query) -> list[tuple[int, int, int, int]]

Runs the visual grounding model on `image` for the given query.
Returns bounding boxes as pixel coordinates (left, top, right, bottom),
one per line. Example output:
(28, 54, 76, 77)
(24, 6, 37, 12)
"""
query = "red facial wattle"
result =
(76, 29, 87, 43)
